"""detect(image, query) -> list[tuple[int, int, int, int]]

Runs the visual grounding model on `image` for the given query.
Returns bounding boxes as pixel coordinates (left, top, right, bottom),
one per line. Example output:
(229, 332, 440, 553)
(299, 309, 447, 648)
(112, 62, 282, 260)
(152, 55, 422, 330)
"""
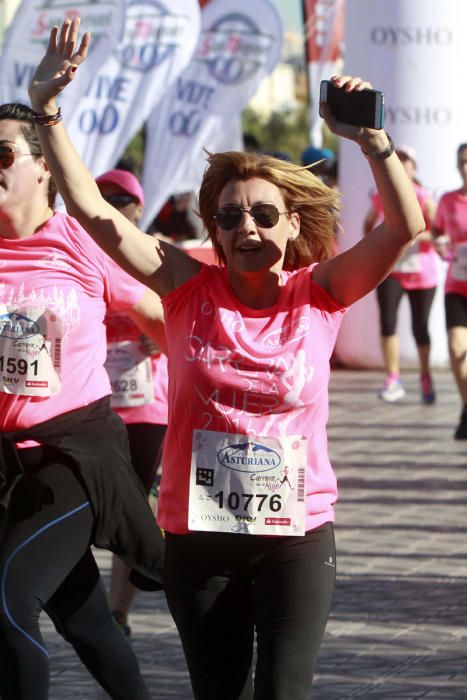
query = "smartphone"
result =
(319, 80, 385, 129)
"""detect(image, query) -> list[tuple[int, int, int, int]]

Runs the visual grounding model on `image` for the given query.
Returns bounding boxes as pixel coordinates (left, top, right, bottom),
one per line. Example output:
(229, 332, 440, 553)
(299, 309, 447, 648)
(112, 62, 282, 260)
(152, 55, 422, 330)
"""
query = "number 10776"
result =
(213, 491, 282, 512)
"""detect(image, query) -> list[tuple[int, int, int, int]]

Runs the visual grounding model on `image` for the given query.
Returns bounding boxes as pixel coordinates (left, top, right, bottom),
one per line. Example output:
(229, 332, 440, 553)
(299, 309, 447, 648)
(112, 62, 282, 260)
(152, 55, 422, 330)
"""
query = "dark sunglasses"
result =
(0, 146, 35, 169)
(102, 193, 138, 208)
(213, 204, 288, 230)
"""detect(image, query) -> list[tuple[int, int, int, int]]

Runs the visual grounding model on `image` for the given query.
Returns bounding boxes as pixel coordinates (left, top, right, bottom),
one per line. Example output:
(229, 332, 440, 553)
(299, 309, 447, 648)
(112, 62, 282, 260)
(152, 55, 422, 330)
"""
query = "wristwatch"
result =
(361, 134, 394, 160)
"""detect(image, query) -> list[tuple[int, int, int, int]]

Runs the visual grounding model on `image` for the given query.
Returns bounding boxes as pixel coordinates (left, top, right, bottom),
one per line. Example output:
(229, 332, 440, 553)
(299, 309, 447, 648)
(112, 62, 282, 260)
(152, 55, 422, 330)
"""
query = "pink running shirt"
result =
(0, 212, 149, 432)
(371, 184, 438, 290)
(105, 310, 168, 425)
(433, 189, 467, 297)
(158, 264, 347, 534)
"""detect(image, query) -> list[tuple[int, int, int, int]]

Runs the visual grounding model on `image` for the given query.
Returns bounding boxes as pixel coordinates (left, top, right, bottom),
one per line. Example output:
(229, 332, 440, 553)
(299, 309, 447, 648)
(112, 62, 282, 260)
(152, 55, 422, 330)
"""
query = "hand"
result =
(28, 17, 90, 113)
(139, 334, 162, 357)
(320, 75, 389, 153)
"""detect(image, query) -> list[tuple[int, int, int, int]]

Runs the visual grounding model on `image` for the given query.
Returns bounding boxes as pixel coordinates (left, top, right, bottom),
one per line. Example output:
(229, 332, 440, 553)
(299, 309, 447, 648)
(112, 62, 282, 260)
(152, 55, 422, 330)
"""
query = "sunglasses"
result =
(213, 204, 288, 230)
(102, 193, 138, 208)
(0, 146, 35, 169)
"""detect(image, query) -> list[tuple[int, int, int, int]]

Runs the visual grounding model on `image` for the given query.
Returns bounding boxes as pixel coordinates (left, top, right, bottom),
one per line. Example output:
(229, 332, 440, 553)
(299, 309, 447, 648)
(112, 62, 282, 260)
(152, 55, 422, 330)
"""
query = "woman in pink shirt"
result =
(363, 145, 438, 403)
(432, 142, 467, 440)
(28, 19, 425, 700)
(97, 168, 169, 637)
(0, 103, 166, 698)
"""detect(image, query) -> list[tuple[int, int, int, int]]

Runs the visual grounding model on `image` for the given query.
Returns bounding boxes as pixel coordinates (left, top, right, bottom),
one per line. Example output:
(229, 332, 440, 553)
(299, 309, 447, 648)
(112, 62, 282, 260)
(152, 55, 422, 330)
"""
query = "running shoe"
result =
(454, 406, 467, 440)
(420, 373, 436, 404)
(378, 377, 405, 402)
(112, 610, 131, 639)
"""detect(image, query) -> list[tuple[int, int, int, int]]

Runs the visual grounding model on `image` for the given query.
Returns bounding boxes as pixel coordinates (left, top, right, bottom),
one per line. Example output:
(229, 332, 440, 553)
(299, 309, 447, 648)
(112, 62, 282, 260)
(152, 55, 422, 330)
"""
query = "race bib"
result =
(189, 430, 307, 536)
(106, 341, 154, 407)
(451, 242, 467, 281)
(394, 240, 421, 274)
(0, 306, 62, 397)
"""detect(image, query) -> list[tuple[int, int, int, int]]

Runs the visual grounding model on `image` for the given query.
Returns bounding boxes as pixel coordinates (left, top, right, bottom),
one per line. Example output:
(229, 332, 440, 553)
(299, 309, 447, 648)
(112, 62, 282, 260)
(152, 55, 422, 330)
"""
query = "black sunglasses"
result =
(213, 204, 288, 230)
(102, 193, 138, 208)
(0, 146, 35, 169)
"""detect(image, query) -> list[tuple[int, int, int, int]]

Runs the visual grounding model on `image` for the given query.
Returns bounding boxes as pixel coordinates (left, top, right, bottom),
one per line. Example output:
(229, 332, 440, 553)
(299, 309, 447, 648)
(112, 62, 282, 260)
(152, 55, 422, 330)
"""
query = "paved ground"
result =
(43, 369, 467, 699)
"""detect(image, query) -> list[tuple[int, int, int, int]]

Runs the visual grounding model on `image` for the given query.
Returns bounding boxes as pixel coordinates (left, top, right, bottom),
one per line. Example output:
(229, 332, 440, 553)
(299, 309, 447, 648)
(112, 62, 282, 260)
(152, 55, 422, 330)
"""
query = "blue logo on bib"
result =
(217, 441, 280, 473)
(0, 313, 39, 339)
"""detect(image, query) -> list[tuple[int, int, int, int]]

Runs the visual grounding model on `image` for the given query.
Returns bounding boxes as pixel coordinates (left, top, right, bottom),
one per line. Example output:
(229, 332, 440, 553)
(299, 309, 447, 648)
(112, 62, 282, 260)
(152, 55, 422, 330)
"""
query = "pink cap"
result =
(95, 169, 144, 206)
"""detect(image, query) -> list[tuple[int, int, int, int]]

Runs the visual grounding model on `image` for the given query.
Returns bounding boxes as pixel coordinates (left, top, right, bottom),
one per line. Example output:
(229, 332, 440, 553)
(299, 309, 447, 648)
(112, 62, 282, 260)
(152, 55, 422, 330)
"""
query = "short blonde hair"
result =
(198, 150, 340, 270)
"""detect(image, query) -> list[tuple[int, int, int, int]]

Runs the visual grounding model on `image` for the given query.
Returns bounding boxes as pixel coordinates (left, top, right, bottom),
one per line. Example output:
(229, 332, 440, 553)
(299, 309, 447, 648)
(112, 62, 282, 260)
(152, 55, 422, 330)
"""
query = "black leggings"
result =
(164, 523, 336, 700)
(376, 276, 436, 345)
(0, 450, 149, 700)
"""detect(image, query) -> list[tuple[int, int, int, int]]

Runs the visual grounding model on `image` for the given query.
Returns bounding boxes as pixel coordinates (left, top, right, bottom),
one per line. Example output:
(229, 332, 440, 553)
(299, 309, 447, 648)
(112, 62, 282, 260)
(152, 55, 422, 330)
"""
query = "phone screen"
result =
(321, 82, 384, 129)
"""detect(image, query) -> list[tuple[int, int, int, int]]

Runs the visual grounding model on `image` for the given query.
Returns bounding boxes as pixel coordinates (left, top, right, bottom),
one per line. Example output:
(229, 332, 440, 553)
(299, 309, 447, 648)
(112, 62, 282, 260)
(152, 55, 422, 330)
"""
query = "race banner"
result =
(303, 0, 344, 146)
(66, 0, 201, 175)
(0, 0, 125, 110)
(139, 0, 283, 232)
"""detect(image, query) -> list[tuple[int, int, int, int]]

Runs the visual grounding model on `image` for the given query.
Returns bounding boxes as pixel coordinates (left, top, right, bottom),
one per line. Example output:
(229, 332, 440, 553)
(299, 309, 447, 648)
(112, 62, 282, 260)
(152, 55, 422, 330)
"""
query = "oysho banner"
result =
(66, 0, 201, 176)
(139, 0, 283, 232)
(0, 0, 124, 109)
(335, 0, 467, 368)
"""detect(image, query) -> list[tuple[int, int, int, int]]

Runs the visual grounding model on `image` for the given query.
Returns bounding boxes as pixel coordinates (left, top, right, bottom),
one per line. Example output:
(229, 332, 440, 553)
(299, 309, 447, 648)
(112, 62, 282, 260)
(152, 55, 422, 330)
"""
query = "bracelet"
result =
(361, 133, 394, 160)
(32, 107, 62, 127)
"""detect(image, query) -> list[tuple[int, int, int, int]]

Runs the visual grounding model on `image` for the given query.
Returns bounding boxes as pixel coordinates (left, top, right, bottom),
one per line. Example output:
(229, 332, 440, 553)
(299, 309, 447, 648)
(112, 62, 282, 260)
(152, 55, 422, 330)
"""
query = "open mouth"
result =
(237, 243, 261, 253)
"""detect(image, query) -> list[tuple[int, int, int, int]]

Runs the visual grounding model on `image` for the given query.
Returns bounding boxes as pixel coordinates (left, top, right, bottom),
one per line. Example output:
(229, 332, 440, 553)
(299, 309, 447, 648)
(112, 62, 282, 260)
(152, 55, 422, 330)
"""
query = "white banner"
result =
(335, 0, 467, 368)
(139, 0, 283, 232)
(304, 0, 344, 147)
(0, 0, 124, 111)
(65, 0, 200, 176)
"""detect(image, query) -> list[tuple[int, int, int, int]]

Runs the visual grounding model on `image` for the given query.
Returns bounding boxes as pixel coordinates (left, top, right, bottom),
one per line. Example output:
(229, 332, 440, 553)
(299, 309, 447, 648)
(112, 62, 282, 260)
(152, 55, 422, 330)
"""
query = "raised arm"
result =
(312, 76, 425, 306)
(28, 18, 200, 296)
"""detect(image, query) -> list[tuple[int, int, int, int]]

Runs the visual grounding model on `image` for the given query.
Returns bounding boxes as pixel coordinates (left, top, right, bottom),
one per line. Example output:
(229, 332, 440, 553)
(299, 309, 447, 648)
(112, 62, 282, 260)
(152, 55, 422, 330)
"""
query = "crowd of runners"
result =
(0, 16, 465, 700)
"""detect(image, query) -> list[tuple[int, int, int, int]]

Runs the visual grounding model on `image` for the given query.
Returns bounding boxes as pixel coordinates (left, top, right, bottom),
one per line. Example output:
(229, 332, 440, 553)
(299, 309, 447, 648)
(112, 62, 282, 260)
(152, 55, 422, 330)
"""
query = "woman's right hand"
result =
(28, 17, 90, 113)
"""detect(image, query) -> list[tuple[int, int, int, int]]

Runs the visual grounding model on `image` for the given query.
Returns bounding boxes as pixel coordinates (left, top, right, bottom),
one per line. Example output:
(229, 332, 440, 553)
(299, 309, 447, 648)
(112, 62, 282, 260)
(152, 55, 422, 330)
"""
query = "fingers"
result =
(73, 32, 91, 64)
(331, 75, 373, 91)
(46, 25, 59, 54)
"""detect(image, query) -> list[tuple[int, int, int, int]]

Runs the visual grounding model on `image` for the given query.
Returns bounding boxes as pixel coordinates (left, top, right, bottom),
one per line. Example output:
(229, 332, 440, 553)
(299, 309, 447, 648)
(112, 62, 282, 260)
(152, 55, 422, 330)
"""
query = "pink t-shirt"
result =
(371, 184, 437, 290)
(433, 189, 467, 297)
(0, 212, 148, 432)
(158, 264, 347, 535)
(105, 310, 168, 425)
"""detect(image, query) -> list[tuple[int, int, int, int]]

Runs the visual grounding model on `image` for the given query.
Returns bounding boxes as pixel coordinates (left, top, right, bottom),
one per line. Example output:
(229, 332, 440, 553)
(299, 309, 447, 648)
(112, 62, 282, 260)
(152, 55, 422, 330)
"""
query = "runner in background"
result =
(96, 169, 168, 637)
(432, 143, 467, 440)
(363, 145, 438, 403)
(28, 21, 425, 697)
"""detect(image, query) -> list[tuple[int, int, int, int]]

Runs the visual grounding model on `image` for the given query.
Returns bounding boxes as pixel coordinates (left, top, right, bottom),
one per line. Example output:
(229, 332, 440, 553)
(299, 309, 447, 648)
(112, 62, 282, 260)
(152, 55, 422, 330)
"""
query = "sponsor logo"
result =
(196, 13, 276, 85)
(29, 0, 122, 47)
(265, 517, 291, 526)
(0, 313, 39, 339)
(217, 441, 281, 473)
(38, 254, 69, 270)
(263, 316, 309, 347)
(105, 347, 135, 371)
(119, 0, 188, 73)
(370, 26, 453, 46)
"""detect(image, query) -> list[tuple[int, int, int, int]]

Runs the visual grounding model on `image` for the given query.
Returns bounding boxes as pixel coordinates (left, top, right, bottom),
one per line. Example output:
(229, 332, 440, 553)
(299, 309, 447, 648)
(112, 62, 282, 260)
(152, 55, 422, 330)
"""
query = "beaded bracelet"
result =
(361, 133, 394, 161)
(32, 107, 62, 127)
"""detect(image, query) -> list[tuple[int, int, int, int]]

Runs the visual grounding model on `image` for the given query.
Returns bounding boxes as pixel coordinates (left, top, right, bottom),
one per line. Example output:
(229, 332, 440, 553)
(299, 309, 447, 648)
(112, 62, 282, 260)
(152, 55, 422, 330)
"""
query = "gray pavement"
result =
(44, 369, 467, 699)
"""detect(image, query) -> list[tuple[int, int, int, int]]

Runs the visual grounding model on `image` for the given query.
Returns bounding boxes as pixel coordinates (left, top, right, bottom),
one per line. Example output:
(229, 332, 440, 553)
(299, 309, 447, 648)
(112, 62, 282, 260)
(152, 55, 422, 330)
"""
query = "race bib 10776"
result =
(189, 429, 307, 536)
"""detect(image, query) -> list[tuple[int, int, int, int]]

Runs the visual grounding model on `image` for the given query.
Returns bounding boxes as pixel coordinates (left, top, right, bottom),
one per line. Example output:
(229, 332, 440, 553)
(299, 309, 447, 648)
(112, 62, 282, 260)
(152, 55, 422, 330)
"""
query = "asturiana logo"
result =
(0, 313, 39, 339)
(196, 13, 274, 85)
(217, 441, 281, 473)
